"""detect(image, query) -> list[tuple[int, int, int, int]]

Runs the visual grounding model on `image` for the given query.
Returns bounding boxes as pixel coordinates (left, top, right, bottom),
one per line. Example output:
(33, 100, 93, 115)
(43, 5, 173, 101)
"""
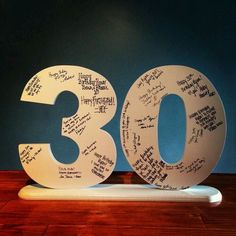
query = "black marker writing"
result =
(25, 76, 42, 96)
(137, 69, 164, 88)
(62, 112, 91, 136)
(189, 106, 223, 132)
(78, 73, 108, 95)
(135, 115, 156, 129)
(49, 69, 75, 83)
(139, 81, 166, 106)
(82, 141, 97, 156)
(133, 147, 168, 185)
(58, 166, 81, 179)
(177, 74, 215, 98)
(188, 128, 203, 144)
(20, 145, 42, 164)
(121, 103, 131, 157)
(91, 152, 114, 179)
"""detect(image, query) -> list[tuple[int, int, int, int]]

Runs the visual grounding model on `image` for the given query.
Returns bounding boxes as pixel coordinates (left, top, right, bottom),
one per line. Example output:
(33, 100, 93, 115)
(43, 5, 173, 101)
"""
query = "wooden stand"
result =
(18, 184, 222, 203)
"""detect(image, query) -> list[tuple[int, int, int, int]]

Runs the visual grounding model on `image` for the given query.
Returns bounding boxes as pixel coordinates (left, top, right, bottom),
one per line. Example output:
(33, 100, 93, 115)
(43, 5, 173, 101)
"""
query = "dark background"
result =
(0, 0, 235, 172)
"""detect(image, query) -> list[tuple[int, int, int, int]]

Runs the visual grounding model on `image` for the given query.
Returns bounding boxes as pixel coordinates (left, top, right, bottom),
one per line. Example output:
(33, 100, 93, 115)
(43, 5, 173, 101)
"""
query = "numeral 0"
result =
(121, 65, 226, 190)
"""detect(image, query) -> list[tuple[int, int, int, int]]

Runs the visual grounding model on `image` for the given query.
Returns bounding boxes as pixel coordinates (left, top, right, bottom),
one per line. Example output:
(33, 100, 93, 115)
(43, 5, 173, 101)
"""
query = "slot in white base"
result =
(18, 184, 222, 203)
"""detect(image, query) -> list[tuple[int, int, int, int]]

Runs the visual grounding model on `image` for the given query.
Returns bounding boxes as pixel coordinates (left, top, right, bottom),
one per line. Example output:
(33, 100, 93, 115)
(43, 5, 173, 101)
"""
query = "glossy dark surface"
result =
(0, 171, 235, 235)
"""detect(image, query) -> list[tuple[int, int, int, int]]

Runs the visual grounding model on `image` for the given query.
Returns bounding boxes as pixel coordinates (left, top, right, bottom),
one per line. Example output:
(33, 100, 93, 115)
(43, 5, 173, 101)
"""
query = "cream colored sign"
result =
(120, 65, 226, 190)
(19, 65, 117, 188)
(19, 65, 226, 190)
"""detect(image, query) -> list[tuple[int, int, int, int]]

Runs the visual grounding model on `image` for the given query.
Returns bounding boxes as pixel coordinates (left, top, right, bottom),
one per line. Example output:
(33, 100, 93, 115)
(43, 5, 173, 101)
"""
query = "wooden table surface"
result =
(0, 171, 235, 235)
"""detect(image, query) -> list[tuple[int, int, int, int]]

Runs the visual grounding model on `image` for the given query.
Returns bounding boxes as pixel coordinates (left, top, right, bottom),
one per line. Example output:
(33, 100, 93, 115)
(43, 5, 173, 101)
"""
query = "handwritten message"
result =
(139, 82, 166, 106)
(189, 105, 223, 132)
(24, 76, 42, 96)
(132, 132, 141, 154)
(137, 68, 163, 88)
(135, 115, 156, 129)
(78, 72, 108, 95)
(58, 166, 81, 179)
(133, 146, 168, 185)
(91, 152, 115, 180)
(62, 112, 91, 136)
(19, 145, 42, 164)
(188, 128, 203, 144)
(49, 69, 75, 83)
(81, 141, 97, 156)
(81, 96, 115, 113)
(165, 158, 205, 174)
(177, 73, 215, 98)
(121, 100, 131, 157)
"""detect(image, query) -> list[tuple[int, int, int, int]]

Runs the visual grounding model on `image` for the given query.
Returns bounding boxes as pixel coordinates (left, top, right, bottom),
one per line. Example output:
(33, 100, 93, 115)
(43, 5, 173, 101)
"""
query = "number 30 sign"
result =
(18, 65, 226, 190)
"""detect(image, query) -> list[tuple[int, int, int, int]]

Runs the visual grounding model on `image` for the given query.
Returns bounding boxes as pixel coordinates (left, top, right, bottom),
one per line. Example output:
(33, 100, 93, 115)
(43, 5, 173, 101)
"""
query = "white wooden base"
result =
(18, 184, 222, 203)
